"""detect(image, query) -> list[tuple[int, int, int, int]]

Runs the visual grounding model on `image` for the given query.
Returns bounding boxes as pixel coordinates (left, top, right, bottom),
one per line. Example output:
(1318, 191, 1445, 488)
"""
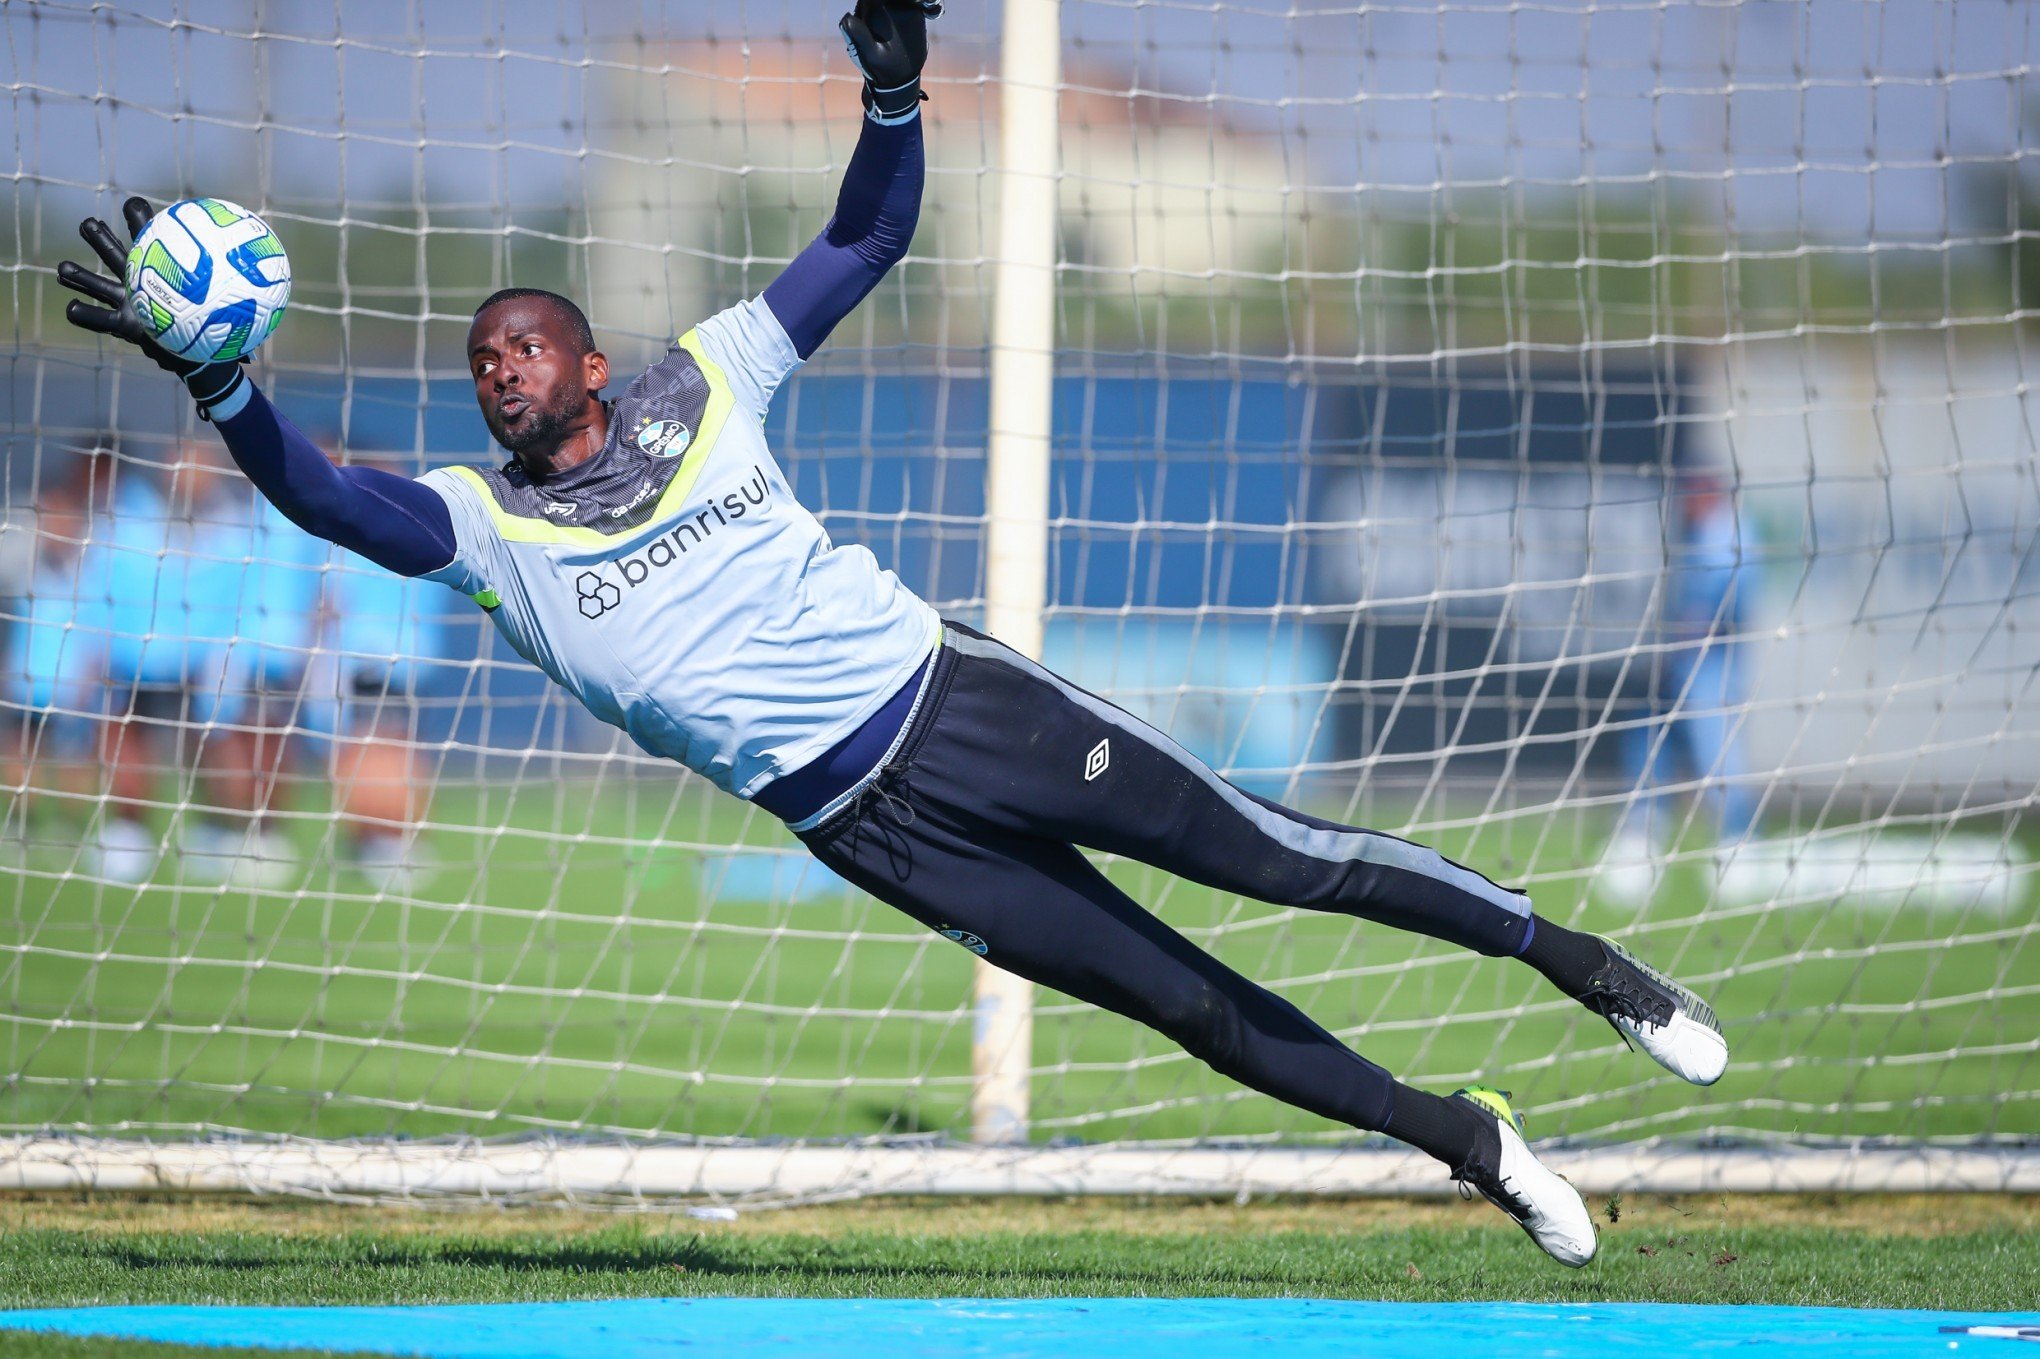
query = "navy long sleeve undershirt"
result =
(762, 114, 924, 359)
(205, 115, 919, 575)
(214, 385, 459, 578)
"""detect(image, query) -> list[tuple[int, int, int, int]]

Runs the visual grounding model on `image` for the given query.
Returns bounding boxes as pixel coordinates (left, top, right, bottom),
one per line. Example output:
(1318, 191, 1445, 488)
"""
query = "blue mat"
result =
(2, 1299, 2036, 1357)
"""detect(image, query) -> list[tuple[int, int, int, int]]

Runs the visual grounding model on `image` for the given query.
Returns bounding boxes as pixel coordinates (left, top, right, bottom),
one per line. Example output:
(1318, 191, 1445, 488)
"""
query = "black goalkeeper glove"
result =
(56, 195, 247, 417)
(840, 0, 940, 124)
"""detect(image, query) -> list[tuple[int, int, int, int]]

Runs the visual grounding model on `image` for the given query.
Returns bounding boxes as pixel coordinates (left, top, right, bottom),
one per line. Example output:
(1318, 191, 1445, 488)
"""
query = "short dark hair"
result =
(473, 287, 595, 354)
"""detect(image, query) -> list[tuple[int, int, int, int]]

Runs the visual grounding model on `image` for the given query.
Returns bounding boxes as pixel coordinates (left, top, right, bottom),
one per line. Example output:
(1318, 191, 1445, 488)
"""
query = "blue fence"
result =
(4, 357, 1692, 782)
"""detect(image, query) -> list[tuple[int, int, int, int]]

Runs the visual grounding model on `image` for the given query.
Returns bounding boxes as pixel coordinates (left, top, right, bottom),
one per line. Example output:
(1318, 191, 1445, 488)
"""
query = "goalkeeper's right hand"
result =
(56, 196, 247, 417)
(840, 0, 940, 125)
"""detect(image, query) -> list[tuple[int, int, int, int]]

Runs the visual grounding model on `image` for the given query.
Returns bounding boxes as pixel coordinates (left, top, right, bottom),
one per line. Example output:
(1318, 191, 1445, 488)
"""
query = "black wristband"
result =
(863, 78, 925, 124)
(185, 363, 246, 419)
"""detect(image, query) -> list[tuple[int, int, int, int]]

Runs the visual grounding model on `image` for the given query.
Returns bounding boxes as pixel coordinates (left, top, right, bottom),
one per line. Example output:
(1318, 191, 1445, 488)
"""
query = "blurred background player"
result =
(88, 443, 315, 884)
(311, 448, 440, 892)
(1600, 471, 1759, 905)
(226, 445, 328, 883)
(0, 445, 113, 848)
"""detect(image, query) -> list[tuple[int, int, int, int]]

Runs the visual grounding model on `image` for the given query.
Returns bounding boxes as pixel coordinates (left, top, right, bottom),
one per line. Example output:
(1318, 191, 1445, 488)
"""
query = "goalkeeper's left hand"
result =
(56, 196, 247, 416)
(840, 0, 940, 124)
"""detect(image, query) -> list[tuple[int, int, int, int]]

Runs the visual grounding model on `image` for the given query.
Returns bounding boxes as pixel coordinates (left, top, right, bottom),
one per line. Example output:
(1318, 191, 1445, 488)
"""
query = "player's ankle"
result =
(1382, 1083, 1493, 1169)
(1518, 915, 1607, 1001)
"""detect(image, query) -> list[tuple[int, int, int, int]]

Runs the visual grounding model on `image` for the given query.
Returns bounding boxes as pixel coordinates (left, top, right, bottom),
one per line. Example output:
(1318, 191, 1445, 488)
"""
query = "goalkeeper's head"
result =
(467, 288, 610, 470)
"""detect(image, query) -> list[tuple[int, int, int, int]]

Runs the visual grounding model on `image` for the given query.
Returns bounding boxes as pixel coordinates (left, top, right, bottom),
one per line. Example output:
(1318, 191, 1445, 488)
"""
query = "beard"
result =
(494, 384, 587, 458)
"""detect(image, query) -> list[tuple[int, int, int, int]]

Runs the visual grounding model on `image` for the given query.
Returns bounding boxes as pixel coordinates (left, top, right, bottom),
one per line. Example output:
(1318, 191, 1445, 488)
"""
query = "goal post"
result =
(973, 0, 1064, 1148)
(1, 1, 2035, 1205)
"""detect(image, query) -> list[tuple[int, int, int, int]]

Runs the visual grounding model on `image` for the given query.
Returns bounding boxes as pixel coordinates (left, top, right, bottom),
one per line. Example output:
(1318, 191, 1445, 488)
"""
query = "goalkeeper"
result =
(57, 0, 1725, 1268)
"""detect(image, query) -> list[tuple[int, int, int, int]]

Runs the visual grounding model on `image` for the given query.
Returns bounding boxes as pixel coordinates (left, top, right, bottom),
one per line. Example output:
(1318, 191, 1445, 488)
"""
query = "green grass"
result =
(2, 781, 2035, 1148)
(0, 1339, 336, 1359)
(4, 1209, 2028, 1310)
(0, 1196, 2037, 1359)
(0, 1194, 2035, 1359)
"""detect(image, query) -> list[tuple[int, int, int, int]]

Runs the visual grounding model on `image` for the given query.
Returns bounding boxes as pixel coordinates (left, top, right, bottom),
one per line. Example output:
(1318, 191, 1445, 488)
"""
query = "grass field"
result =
(0, 1192, 2037, 1358)
(3, 779, 2035, 1152)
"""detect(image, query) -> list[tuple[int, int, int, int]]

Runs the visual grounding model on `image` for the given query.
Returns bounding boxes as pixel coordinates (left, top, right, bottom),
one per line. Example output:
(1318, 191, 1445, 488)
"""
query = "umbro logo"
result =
(1084, 738, 1110, 782)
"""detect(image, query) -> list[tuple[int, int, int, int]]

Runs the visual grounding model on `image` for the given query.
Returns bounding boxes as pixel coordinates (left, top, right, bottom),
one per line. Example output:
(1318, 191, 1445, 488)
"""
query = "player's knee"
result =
(1148, 978, 1247, 1076)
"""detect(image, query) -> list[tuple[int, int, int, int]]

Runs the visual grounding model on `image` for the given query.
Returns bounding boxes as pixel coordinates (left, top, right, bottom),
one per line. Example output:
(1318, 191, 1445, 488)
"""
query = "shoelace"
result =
(1584, 955, 1676, 1030)
(1453, 1165, 1533, 1223)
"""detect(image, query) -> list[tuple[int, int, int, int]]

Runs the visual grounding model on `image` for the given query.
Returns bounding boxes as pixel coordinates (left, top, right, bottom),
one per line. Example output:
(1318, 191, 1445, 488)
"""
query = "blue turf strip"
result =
(2, 1299, 2036, 1357)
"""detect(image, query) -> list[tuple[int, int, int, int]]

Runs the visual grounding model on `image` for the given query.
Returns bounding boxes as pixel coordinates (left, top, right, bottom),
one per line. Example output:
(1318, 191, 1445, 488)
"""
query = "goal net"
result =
(1, 0, 2034, 1203)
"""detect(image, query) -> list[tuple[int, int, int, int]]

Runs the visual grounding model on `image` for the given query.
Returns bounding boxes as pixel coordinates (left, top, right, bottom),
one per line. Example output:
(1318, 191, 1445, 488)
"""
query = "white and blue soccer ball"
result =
(123, 197, 291, 364)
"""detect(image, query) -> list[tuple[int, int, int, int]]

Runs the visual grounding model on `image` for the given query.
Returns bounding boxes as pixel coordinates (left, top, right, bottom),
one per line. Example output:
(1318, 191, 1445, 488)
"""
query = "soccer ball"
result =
(123, 197, 291, 364)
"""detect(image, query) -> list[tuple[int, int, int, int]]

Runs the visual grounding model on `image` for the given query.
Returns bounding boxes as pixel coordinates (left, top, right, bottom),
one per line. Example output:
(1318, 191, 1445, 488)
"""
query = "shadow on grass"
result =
(65, 1231, 1383, 1295)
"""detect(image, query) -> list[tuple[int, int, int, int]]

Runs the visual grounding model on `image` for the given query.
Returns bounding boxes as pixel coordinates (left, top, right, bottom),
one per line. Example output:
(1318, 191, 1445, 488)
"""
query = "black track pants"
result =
(793, 623, 1536, 1134)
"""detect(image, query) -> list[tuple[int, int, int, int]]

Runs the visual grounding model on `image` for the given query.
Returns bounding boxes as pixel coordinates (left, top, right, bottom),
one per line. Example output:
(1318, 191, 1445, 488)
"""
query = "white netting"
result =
(0, 0, 2034, 1200)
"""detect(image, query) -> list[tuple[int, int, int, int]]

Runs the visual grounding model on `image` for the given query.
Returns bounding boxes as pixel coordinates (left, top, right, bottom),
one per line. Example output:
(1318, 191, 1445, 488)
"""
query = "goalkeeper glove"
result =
(840, 0, 941, 125)
(56, 196, 248, 418)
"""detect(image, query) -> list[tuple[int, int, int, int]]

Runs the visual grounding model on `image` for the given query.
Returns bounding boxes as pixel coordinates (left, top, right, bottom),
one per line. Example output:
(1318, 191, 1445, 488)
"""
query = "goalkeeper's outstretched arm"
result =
(50, 0, 939, 574)
(197, 387, 457, 577)
(56, 197, 457, 578)
(760, 0, 937, 358)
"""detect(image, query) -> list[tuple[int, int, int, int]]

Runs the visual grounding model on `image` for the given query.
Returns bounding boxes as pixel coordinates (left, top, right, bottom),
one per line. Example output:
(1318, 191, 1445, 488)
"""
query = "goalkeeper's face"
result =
(466, 299, 609, 465)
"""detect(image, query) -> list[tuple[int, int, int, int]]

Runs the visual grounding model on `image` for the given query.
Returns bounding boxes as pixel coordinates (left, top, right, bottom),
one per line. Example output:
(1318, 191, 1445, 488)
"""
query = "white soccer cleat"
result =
(88, 816, 159, 884)
(175, 821, 297, 888)
(226, 828, 299, 890)
(175, 819, 239, 884)
(1593, 827, 1661, 907)
(1581, 935, 1728, 1086)
(350, 831, 420, 896)
(1449, 1085, 1597, 1268)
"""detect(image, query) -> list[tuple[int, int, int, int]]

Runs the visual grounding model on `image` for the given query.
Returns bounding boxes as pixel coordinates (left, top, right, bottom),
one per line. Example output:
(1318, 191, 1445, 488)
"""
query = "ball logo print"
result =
(1084, 738, 1110, 782)
(123, 197, 290, 364)
(574, 571, 620, 619)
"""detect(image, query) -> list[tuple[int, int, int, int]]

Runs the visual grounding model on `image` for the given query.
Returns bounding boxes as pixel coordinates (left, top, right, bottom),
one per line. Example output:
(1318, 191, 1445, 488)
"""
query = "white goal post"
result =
(0, 0, 2035, 1205)
(971, 0, 1062, 1147)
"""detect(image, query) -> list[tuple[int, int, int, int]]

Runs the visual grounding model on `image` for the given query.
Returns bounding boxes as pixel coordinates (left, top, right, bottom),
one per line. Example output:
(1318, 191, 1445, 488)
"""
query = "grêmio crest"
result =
(634, 417, 692, 459)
